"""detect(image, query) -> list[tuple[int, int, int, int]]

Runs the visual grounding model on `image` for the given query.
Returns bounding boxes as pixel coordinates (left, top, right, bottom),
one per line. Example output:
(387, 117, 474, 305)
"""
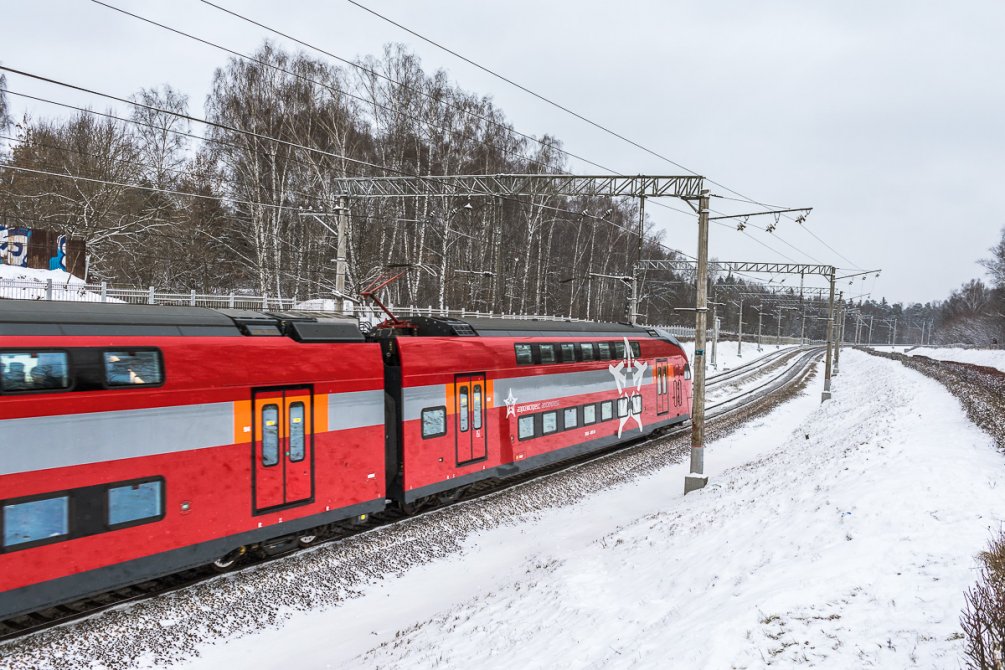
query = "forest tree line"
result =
(0, 45, 1002, 343)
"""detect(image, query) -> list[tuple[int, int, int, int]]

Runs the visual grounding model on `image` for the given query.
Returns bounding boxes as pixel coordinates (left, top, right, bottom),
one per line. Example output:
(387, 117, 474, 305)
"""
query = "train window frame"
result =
(612, 340, 626, 360)
(630, 341, 641, 358)
(579, 343, 595, 361)
(600, 400, 614, 421)
(288, 402, 306, 462)
(583, 404, 597, 425)
(0, 349, 73, 394)
(617, 397, 629, 418)
(563, 407, 578, 430)
(421, 406, 448, 439)
(542, 411, 558, 435)
(472, 385, 483, 430)
(631, 393, 642, 415)
(101, 349, 165, 389)
(261, 404, 280, 467)
(518, 415, 536, 441)
(514, 344, 534, 365)
(459, 387, 470, 432)
(597, 342, 611, 360)
(1, 493, 70, 552)
(559, 343, 576, 363)
(537, 344, 557, 364)
(106, 477, 166, 530)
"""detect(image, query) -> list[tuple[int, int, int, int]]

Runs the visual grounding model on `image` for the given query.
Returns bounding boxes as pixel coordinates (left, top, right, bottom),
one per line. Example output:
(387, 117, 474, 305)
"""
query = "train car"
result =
(0, 302, 385, 620)
(0, 302, 693, 622)
(379, 317, 691, 508)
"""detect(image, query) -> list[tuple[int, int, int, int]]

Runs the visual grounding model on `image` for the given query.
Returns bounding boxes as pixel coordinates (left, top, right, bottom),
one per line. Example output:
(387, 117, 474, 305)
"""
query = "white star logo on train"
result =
(504, 388, 518, 417)
(608, 336, 648, 437)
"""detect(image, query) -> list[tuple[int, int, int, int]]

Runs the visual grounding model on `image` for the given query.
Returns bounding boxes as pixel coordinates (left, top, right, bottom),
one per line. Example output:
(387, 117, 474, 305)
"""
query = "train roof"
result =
(405, 315, 676, 341)
(0, 301, 364, 341)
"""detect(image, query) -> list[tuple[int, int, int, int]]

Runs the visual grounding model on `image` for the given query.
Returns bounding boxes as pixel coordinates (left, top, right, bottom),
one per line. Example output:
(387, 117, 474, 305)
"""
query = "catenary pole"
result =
(821, 266, 837, 402)
(336, 195, 350, 312)
(734, 298, 744, 358)
(833, 291, 844, 375)
(685, 189, 710, 494)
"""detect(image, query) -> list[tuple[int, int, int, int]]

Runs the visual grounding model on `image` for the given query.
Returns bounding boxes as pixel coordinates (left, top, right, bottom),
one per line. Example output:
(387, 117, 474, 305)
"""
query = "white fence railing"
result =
(3, 278, 819, 341)
(0, 278, 598, 324)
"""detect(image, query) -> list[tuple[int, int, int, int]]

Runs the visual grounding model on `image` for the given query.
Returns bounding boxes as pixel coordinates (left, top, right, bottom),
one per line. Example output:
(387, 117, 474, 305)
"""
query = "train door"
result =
(656, 358, 670, 415)
(253, 386, 314, 513)
(454, 373, 488, 465)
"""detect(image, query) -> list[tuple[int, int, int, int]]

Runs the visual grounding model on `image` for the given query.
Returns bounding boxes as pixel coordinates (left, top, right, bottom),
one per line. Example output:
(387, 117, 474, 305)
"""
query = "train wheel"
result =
(437, 489, 463, 505)
(297, 534, 318, 548)
(212, 546, 246, 572)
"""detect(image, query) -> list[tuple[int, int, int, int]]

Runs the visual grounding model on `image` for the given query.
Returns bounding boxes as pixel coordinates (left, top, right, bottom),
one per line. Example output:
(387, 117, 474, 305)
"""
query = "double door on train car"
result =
(655, 358, 671, 415)
(454, 373, 488, 465)
(252, 386, 314, 513)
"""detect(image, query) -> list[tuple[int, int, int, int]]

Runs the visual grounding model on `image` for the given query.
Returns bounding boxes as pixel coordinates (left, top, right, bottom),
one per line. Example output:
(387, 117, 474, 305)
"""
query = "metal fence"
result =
(0, 277, 775, 338)
(0, 278, 599, 324)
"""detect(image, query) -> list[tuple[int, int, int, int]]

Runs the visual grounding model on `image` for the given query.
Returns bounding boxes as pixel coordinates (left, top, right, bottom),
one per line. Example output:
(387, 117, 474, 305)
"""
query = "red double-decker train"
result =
(0, 301, 691, 620)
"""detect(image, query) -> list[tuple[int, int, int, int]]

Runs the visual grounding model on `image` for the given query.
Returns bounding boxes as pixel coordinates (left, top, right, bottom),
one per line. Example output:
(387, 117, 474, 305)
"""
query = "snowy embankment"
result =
(904, 346, 1005, 373)
(173, 350, 1003, 669)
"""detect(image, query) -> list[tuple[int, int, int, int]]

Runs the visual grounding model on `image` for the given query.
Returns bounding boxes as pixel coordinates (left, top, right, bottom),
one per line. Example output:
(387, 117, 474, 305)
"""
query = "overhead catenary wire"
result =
(2, 71, 695, 257)
(341, 0, 863, 268)
(189, 0, 849, 271)
(87, 0, 609, 178)
(2, 66, 826, 286)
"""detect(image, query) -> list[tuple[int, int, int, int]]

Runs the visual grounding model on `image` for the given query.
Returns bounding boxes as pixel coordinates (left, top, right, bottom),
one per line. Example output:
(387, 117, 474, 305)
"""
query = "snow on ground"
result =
(174, 350, 1004, 670)
(0, 265, 111, 302)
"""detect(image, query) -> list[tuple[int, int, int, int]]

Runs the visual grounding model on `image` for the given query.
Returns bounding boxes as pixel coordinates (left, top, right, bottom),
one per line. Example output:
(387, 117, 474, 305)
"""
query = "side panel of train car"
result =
(390, 318, 691, 504)
(0, 304, 385, 620)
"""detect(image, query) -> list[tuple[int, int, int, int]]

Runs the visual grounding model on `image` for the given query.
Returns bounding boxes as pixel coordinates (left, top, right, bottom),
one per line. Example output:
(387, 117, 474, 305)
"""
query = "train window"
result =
(600, 401, 614, 421)
(473, 385, 483, 430)
(518, 416, 535, 441)
(103, 350, 163, 387)
(612, 341, 626, 360)
(515, 344, 533, 365)
(459, 387, 469, 432)
(538, 344, 557, 364)
(262, 404, 280, 466)
(564, 407, 578, 430)
(580, 343, 595, 361)
(289, 402, 306, 462)
(542, 411, 558, 434)
(108, 480, 163, 527)
(583, 404, 597, 425)
(630, 341, 641, 358)
(631, 394, 642, 414)
(597, 342, 611, 360)
(2, 496, 68, 549)
(617, 397, 629, 418)
(559, 343, 576, 362)
(0, 351, 70, 393)
(421, 407, 447, 439)
(683, 364, 692, 380)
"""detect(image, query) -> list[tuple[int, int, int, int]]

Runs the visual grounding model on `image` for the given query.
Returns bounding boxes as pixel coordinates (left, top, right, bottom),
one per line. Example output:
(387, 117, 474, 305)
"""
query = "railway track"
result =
(0, 345, 823, 646)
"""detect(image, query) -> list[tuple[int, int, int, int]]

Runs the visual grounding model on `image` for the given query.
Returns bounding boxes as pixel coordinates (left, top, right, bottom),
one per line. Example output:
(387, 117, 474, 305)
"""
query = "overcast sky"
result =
(4, 0, 1003, 304)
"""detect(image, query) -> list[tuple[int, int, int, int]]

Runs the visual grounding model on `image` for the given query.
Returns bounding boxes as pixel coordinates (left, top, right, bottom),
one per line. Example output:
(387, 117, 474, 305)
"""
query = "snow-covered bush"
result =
(962, 530, 1005, 669)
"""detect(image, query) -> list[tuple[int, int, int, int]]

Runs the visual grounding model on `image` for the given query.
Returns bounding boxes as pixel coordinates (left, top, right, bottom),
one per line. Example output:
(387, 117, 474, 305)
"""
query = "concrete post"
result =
(821, 267, 836, 402)
(685, 189, 710, 495)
